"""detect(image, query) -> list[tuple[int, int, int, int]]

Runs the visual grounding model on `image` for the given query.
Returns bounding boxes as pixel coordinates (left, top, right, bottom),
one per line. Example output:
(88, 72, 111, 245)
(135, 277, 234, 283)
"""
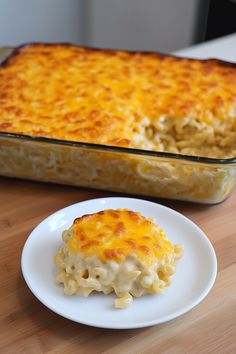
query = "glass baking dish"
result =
(0, 131, 235, 204)
(0, 47, 235, 203)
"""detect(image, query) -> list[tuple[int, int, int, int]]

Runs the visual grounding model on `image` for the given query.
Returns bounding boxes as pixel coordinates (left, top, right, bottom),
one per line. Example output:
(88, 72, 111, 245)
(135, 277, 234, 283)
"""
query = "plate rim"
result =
(21, 197, 218, 329)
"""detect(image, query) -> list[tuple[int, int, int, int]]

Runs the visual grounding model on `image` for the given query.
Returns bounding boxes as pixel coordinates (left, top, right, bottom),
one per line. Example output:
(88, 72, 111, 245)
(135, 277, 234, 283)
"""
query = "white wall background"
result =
(0, 0, 209, 52)
(84, 0, 209, 52)
(0, 0, 84, 46)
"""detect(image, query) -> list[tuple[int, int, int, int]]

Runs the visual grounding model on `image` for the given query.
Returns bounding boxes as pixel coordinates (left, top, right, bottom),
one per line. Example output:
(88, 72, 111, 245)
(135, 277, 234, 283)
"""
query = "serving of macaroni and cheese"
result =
(55, 209, 183, 308)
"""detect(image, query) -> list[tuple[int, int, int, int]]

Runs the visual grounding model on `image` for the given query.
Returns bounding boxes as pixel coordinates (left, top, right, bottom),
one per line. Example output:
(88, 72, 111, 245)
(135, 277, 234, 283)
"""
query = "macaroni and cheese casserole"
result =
(0, 43, 235, 158)
(55, 209, 183, 308)
(0, 43, 235, 204)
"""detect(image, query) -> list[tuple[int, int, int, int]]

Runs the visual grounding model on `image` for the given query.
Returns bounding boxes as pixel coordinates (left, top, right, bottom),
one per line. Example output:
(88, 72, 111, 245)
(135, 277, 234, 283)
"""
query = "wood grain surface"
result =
(0, 176, 235, 354)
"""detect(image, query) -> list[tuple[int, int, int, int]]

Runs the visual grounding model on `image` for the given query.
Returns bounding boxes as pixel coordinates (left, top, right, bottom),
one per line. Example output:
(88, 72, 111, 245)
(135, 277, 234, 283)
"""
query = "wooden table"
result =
(0, 176, 235, 354)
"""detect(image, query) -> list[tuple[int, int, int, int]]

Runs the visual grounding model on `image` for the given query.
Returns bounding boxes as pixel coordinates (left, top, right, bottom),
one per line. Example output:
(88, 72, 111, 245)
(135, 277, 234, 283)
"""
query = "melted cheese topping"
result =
(0, 43, 235, 158)
(55, 208, 183, 308)
(66, 209, 175, 265)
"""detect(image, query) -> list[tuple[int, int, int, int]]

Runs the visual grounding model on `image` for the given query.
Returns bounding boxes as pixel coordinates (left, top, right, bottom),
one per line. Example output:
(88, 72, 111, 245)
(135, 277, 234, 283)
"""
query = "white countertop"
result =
(173, 32, 236, 63)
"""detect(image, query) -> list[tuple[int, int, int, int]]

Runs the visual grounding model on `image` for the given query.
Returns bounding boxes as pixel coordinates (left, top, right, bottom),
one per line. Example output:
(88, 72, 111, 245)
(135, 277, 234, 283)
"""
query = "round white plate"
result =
(21, 197, 217, 329)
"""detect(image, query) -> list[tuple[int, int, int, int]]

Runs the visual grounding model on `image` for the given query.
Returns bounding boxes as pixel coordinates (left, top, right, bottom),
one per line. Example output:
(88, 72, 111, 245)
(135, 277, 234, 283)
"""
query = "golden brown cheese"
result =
(66, 209, 175, 265)
(0, 43, 235, 158)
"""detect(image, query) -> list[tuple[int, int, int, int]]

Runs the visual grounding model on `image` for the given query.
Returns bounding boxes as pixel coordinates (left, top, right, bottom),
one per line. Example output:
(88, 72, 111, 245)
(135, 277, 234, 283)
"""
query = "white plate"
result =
(21, 197, 217, 329)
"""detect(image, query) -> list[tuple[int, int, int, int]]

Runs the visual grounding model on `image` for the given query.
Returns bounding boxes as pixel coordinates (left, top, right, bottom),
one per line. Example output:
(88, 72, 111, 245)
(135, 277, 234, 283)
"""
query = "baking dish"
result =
(0, 46, 235, 203)
(0, 131, 235, 203)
